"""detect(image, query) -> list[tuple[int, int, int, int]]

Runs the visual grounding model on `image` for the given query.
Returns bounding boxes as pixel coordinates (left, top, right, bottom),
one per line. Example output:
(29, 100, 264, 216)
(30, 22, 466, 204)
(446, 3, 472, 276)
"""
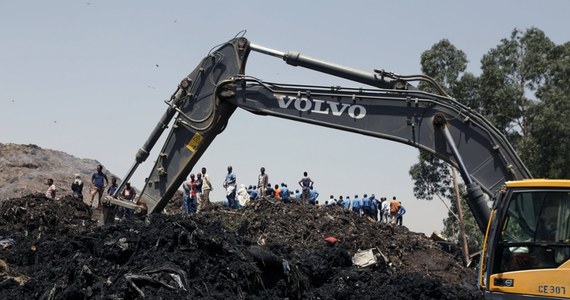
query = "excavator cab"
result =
(481, 179, 570, 298)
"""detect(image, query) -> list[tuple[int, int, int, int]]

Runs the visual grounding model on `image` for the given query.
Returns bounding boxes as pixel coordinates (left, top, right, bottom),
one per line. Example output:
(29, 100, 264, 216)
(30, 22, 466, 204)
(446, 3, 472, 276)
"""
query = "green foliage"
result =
(410, 27, 569, 254)
(520, 42, 570, 178)
(419, 39, 468, 94)
(411, 39, 484, 252)
(479, 28, 555, 142)
(408, 150, 452, 201)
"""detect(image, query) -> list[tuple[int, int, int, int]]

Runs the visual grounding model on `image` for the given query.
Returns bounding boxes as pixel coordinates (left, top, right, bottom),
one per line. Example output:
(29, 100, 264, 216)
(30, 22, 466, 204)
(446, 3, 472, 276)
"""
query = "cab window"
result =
(495, 190, 570, 272)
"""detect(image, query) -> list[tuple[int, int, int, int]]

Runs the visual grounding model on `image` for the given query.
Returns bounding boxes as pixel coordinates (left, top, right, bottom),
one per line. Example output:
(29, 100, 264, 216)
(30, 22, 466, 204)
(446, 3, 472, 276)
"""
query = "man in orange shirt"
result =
(389, 196, 401, 224)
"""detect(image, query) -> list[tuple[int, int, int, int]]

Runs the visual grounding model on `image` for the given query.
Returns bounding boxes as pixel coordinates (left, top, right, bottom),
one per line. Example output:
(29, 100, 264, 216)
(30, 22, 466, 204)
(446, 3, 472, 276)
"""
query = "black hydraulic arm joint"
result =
(433, 113, 490, 233)
(249, 43, 398, 90)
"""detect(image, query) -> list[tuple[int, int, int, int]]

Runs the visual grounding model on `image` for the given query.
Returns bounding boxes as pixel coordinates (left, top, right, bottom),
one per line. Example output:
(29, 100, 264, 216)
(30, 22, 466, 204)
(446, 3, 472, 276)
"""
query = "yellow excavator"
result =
(108, 35, 569, 299)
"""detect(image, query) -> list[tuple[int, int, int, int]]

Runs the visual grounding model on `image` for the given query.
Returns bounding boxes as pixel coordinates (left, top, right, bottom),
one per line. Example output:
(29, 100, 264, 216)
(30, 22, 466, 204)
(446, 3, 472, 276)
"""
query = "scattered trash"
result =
(324, 236, 338, 244)
(352, 248, 377, 267)
(0, 238, 15, 249)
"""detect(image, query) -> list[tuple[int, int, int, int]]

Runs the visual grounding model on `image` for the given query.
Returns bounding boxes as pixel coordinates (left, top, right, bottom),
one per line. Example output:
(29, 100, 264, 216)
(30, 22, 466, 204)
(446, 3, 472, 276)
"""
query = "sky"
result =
(1, 1, 569, 235)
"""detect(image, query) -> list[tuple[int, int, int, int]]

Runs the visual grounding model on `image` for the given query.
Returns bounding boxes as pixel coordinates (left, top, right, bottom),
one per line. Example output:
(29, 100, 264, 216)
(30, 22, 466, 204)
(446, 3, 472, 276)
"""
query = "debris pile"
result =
(0, 194, 483, 299)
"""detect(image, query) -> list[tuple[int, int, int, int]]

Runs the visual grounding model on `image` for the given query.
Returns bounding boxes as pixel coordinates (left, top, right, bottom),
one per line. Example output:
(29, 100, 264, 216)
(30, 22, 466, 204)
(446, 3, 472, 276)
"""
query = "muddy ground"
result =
(0, 194, 483, 299)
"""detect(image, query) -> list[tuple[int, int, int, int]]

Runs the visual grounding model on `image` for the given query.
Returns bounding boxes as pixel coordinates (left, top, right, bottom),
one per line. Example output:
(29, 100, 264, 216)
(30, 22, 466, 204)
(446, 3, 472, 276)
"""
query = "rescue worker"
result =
(308, 186, 319, 205)
(280, 183, 290, 203)
(352, 194, 362, 216)
(361, 194, 372, 218)
(396, 201, 406, 226)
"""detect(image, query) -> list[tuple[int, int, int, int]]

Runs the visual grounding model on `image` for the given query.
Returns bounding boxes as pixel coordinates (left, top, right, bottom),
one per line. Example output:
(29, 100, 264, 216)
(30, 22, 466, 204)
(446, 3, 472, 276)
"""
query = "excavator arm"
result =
(117, 36, 531, 233)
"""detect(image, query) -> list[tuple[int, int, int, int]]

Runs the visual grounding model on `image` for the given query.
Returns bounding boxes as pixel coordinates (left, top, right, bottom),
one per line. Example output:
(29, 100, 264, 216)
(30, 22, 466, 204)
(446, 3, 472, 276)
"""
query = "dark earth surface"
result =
(0, 143, 483, 299)
(0, 194, 483, 300)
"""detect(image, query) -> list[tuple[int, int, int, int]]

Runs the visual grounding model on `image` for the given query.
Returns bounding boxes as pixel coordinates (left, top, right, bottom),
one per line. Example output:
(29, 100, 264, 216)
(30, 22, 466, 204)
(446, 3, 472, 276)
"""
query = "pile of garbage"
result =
(0, 194, 482, 299)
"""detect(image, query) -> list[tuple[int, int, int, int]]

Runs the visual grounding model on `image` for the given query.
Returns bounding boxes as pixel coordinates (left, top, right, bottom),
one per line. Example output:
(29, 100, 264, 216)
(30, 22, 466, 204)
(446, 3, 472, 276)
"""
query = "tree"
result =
(410, 40, 482, 258)
(520, 41, 570, 178)
(479, 28, 555, 146)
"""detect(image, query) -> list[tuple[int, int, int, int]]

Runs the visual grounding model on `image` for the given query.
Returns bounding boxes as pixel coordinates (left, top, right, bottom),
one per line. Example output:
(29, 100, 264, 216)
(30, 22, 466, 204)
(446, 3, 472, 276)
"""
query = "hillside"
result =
(0, 143, 117, 201)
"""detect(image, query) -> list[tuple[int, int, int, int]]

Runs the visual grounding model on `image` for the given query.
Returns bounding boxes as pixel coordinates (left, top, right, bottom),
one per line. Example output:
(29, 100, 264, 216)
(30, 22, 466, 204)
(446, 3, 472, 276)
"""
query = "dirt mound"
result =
(0, 143, 120, 202)
(0, 194, 482, 299)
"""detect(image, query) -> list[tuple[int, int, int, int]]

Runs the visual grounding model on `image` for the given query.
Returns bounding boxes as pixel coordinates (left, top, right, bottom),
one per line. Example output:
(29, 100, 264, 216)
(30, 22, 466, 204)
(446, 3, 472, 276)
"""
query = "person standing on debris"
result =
(248, 185, 259, 201)
(381, 197, 390, 223)
(369, 194, 379, 221)
(280, 183, 290, 203)
(258, 167, 268, 200)
(107, 177, 119, 197)
(182, 174, 193, 215)
(336, 195, 343, 207)
(120, 182, 136, 219)
(189, 174, 199, 214)
(71, 174, 83, 200)
(274, 184, 281, 201)
(389, 196, 401, 224)
(90, 164, 109, 209)
(223, 166, 237, 208)
(266, 183, 274, 198)
(352, 194, 362, 216)
(361, 194, 372, 218)
(298, 172, 314, 204)
(308, 186, 319, 205)
(344, 196, 351, 209)
(201, 167, 212, 210)
(326, 195, 335, 206)
(396, 201, 406, 226)
(45, 178, 57, 200)
(194, 173, 203, 213)
(236, 184, 250, 208)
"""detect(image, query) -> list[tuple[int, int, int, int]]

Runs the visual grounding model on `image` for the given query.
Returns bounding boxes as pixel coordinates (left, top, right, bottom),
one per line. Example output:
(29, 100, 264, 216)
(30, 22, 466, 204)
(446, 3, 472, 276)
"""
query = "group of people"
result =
(323, 195, 406, 225)
(181, 167, 213, 215)
(234, 169, 319, 206)
(44, 164, 138, 221)
(179, 166, 320, 212)
(46, 164, 408, 226)
(180, 165, 406, 226)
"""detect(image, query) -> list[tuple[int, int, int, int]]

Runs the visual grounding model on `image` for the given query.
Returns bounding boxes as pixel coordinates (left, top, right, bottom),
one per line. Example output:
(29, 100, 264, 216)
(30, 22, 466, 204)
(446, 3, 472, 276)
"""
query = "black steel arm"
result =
(126, 37, 531, 233)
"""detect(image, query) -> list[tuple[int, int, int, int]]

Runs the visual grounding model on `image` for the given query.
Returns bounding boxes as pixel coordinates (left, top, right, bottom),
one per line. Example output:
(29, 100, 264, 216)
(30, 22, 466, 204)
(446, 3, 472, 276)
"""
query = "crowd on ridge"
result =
(182, 166, 407, 226)
(42, 165, 407, 226)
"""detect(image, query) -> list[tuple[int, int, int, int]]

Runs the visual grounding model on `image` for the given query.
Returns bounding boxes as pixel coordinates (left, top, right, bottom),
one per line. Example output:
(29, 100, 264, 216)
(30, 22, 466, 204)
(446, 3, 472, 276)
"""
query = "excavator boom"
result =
(122, 37, 529, 233)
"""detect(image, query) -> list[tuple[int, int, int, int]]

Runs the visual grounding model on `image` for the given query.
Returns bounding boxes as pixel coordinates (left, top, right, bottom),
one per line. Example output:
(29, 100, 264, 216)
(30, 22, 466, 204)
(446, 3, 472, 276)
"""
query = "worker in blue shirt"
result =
(369, 194, 379, 221)
(248, 185, 259, 201)
(294, 189, 301, 202)
(344, 196, 351, 209)
(308, 186, 319, 205)
(351, 195, 362, 216)
(396, 201, 406, 226)
(361, 194, 372, 218)
(280, 183, 290, 203)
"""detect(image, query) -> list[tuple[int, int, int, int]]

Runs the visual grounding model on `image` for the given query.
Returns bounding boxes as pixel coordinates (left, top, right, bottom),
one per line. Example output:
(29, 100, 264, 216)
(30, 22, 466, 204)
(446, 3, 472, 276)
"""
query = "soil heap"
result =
(0, 193, 483, 300)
